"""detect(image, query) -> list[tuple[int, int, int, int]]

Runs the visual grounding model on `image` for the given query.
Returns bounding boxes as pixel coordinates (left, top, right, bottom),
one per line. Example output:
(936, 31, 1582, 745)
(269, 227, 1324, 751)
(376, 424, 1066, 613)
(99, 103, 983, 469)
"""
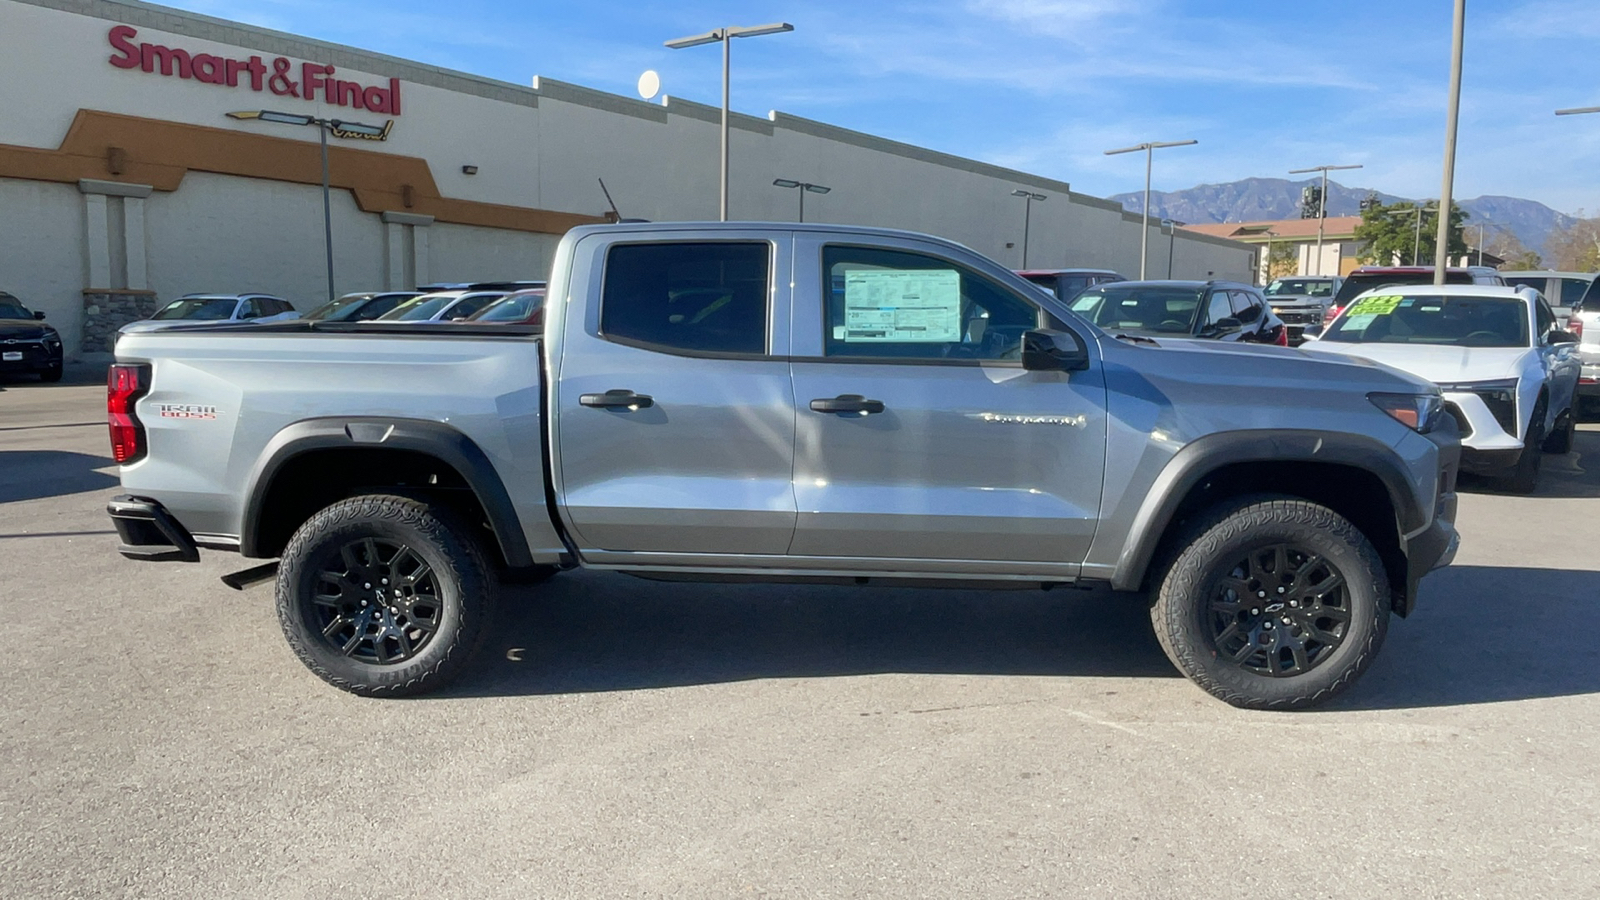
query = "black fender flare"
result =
(1110, 429, 1426, 592)
(239, 417, 533, 567)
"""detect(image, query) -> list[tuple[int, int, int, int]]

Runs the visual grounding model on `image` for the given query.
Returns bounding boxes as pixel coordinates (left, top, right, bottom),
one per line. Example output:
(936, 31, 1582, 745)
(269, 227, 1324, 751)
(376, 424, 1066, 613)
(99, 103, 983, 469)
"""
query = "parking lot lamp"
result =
(666, 23, 794, 222)
(1289, 163, 1363, 276)
(772, 179, 831, 222)
(1010, 190, 1046, 268)
(228, 110, 387, 303)
(1105, 140, 1198, 279)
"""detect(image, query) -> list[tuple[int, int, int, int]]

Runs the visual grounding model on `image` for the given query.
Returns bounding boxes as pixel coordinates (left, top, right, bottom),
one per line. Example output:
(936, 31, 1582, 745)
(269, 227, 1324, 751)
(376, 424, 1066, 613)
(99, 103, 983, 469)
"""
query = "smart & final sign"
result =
(106, 25, 402, 116)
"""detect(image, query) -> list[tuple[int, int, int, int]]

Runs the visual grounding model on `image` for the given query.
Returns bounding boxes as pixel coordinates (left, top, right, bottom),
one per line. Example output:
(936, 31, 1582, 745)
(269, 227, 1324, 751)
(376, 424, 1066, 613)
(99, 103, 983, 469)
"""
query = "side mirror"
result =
(1022, 329, 1090, 371)
(1206, 316, 1243, 336)
(1301, 325, 1323, 341)
(32, 310, 46, 320)
(1549, 330, 1579, 345)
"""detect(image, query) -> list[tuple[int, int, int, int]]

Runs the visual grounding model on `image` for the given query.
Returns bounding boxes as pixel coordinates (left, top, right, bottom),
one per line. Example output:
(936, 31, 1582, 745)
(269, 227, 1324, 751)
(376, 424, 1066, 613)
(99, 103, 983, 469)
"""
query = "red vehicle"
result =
(1323, 266, 1504, 323)
(465, 288, 547, 328)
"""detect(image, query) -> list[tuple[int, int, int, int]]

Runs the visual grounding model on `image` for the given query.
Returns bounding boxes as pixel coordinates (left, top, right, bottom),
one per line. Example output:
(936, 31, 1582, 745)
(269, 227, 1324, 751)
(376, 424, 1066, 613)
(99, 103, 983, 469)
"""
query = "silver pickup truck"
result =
(106, 222, 1460, 709)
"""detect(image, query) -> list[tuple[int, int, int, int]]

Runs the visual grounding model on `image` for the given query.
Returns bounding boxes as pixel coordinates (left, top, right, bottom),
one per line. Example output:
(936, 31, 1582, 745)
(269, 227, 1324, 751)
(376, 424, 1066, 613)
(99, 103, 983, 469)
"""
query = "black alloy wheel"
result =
(276, 494, 494, 697)
(311, 537, 443, 665)
(1207, 544, 1350, 677)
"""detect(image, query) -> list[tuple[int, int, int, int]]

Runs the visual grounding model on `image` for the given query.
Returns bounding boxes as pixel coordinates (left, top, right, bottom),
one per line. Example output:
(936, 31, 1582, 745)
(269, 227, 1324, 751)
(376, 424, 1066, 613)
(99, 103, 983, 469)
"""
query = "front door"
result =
(786, 236, 1107, 570)
(553, 234, 797, 557)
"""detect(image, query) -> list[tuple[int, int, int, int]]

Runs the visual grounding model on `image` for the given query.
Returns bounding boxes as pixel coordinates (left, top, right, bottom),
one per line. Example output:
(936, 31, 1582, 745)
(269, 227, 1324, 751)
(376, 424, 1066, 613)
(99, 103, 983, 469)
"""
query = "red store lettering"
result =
(106, 25, 401, 115)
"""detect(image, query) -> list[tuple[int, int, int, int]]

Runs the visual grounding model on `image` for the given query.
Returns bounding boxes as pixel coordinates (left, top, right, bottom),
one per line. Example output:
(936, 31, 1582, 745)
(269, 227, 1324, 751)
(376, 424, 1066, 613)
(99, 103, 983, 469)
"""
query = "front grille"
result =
(1443, 401, 1473, 438)
(1275, 310, 1320, 325)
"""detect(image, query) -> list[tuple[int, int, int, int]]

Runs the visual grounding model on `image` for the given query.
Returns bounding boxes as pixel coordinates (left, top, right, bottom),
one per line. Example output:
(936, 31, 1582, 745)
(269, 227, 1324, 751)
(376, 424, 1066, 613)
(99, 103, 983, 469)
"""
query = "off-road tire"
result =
(1151, 495, 1390, 710)
(276, 494, 494, 697)
(1543, 407, 1576, 455)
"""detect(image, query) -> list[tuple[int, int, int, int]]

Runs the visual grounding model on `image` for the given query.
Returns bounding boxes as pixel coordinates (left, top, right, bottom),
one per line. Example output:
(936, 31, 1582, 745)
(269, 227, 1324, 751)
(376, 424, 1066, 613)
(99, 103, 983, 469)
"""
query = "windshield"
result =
(304, 295, 372, 322)
(1266, 279, 1334, 297)
(378, 293, 459, 321)
(1070, 286, 1202, 335)
(152, 298, 237, 320)
(1322, 294, 1529, 347)
(471, 291, 545, 323)
(0, 301, 31, 320)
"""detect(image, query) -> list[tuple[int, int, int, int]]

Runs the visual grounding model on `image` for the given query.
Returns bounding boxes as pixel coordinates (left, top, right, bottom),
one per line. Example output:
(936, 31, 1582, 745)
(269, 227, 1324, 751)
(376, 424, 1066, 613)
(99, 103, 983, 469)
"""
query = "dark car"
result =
(1016, 268, 1125, 302)
(1068, 280, 1287, 345)
(415, 280, 547, 292)
(1323, 266, 1504, 326)
(0, 293, 65, 382)
(303, 291, 422, 323)
(465, 288, 547, 327)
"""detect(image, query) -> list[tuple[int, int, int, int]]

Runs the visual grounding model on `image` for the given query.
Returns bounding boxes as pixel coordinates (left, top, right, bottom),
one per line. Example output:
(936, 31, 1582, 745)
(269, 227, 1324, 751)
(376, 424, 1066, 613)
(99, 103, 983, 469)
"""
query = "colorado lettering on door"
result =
(106, 25, 402, 116)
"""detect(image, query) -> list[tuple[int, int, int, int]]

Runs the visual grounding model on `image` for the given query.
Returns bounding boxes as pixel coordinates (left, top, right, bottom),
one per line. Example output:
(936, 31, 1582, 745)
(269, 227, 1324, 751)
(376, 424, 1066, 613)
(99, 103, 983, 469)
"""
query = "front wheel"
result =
(276, 494, 494, 697)
(1151, 496, 1390, 710)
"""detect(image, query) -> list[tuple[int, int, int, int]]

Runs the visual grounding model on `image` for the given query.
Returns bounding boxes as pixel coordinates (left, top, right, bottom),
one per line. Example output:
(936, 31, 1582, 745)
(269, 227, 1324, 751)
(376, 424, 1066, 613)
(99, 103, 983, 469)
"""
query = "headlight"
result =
(1369, 392, 1443, 433)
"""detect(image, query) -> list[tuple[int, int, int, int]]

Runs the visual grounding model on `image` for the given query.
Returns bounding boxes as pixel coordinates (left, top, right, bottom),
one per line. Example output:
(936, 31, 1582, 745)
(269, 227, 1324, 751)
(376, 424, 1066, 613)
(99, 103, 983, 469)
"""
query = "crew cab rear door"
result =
(786, 233, 1108, 573)
(551, 231, 797, 558)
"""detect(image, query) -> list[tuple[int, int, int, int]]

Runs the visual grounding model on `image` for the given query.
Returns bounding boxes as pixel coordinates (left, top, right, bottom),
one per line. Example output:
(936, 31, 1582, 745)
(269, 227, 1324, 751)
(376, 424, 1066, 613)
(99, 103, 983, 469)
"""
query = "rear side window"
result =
(601, 242, 770, 355)
(1560, 278, 1591, 307)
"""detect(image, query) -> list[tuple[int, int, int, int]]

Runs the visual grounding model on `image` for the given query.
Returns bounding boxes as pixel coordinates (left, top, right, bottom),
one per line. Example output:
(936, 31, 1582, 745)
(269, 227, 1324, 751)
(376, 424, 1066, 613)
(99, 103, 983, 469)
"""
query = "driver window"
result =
(822, 245, 1042, 360)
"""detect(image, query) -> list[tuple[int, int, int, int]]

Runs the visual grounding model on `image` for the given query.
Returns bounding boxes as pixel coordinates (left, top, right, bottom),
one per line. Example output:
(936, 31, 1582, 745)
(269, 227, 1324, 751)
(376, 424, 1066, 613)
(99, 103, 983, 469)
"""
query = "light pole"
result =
(1010, 190, 1046, 268)
(772, 179, 830, 222)
(1163, 219, 1182, 278)
(1289, 163, 1363, 276)
(1105, 139, 1198, 279)
(227, 110, 387, 303)
(666, 22, 794, 222)
(1472, 221, 1502, 267)
(1432, 0, 1466, 284)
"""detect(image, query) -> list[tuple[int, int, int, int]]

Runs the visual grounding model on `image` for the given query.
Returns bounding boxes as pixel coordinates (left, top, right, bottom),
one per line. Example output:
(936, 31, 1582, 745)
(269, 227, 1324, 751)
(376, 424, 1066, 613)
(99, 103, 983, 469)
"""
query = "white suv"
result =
(1304, 284, 1580, 492)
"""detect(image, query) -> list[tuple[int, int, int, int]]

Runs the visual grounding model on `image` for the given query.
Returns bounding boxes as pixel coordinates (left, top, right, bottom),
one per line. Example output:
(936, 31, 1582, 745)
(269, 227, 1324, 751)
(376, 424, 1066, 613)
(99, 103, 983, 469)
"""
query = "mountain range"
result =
(1109, 177, 1577, 256)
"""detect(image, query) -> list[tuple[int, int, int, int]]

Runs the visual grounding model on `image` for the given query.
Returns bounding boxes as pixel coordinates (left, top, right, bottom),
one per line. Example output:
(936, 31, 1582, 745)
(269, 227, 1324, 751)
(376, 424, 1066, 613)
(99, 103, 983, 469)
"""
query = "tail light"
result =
(1326, 305, 1343, 321)
(1275, 326, 1289, 347)
(108, 364, 151, 464)
(1570, 317, 1584, 340)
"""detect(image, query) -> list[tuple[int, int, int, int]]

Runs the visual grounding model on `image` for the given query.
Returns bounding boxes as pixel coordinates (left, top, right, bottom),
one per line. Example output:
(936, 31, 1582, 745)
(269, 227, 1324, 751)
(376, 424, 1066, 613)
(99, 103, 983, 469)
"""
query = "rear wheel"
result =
(1151, 496, 1390, 710)
(38, 364, 62, 383)
(276, 494, 494, 696)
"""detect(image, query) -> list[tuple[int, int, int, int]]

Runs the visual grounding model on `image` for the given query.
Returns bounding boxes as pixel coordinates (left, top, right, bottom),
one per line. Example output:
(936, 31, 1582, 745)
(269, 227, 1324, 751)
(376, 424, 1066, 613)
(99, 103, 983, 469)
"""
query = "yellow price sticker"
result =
(1348, 295, 1402, 316)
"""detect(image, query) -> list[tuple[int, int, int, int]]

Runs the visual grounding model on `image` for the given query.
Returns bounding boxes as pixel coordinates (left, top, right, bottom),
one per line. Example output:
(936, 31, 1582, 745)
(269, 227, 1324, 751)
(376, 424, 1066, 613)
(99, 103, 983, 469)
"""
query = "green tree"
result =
(1354, 201, 1469, 266)
(1266, 241, 1297, 279)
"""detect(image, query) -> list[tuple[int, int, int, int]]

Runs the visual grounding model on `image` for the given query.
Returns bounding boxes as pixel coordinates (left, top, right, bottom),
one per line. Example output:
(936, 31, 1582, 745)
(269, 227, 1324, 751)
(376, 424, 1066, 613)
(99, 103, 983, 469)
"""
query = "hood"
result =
(1107, 333, 1435, 391)
(1265, 294, 1327, 308)
(0, 321, 50, 340)
(1301, 341, 1528, 384)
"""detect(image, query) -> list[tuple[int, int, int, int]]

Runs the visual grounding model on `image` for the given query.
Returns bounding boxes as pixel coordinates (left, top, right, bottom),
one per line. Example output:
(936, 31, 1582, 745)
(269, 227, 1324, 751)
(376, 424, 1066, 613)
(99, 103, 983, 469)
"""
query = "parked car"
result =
(0, 292, 64, 382)
(466, 288, 547, 327)
(303, 291, 422, 323)
(1304, 284, 1578, 492)
(1067, 280, 1288, 345)
(118, 293, 299, 339)
(1499, 271, 1596, 326)
(1322, 266, 1504, 325)
(416, 280, 546, 293)
(107, 221, 1461, 710)
(1570, 278, 1600, 413)
(1016, 268, 1124, 302)
(1263, 276, 1342, 344)
(375, 290, 508, 322)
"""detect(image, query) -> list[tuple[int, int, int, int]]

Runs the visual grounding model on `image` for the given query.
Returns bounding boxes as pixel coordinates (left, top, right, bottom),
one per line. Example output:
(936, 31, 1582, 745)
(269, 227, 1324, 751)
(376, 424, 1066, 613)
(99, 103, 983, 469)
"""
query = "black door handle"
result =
(809, 394, 886, 416)
(580, 389, 654, 410)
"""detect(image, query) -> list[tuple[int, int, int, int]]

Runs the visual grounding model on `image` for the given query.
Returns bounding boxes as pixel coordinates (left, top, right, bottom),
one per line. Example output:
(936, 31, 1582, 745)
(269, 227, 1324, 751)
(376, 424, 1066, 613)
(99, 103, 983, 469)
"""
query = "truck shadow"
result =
(448, 573, 1178, 697)
(448, 564, 1600, 710)
(0, 450, 120, 503)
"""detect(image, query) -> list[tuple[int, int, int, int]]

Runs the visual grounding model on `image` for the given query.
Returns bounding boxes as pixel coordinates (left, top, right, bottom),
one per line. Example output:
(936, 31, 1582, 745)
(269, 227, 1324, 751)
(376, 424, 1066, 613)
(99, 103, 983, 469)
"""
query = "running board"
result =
(221, 562, 279, 591)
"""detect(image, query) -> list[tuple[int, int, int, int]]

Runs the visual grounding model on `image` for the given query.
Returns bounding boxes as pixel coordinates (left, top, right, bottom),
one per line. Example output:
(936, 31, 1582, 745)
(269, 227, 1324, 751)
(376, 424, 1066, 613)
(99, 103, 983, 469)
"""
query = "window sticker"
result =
(842, 269, 962, 342)
(1348, 295, 1402, 316)
(1340, 314, 1378, 331)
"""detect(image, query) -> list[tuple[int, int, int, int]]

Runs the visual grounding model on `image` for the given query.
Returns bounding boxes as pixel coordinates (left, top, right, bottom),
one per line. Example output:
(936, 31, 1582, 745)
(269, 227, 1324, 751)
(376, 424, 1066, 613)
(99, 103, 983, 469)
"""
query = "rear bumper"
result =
(107, 495, 200, 562)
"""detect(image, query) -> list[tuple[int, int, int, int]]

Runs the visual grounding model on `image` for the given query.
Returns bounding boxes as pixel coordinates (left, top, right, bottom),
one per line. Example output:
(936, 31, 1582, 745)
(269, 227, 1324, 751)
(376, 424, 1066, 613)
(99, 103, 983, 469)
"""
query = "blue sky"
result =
(166, 0, 1600, 214)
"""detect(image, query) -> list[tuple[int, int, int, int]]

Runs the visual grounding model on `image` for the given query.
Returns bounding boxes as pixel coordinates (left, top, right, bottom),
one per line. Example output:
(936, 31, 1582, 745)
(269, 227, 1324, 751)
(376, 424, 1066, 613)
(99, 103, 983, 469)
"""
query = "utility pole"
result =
(1433, 0, 1466, 283)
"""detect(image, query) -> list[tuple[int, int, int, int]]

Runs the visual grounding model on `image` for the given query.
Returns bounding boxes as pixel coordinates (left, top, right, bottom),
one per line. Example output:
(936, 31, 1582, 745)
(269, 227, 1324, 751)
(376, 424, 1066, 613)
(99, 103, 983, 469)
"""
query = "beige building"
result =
(0, 0, 1254, 357)
(1181, 216, 1365, 282)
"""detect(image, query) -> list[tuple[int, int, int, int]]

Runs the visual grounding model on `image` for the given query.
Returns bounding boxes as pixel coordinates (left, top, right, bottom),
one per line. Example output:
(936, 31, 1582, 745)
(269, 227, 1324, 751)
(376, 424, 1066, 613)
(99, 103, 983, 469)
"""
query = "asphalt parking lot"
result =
(2, 375, 1598, 899)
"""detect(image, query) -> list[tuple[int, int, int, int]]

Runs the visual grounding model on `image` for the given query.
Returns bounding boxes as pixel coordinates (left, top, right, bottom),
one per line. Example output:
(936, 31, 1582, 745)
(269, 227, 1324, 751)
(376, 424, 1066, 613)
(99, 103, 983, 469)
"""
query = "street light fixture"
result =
(1010, 189, 1046, 268)
(666, 22, 794, 222)
(1105, 139, 1197, 279)
(1289, 163, 1363, 276)
(228, 110, 387, 303)
(772, 178, 830, 222)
